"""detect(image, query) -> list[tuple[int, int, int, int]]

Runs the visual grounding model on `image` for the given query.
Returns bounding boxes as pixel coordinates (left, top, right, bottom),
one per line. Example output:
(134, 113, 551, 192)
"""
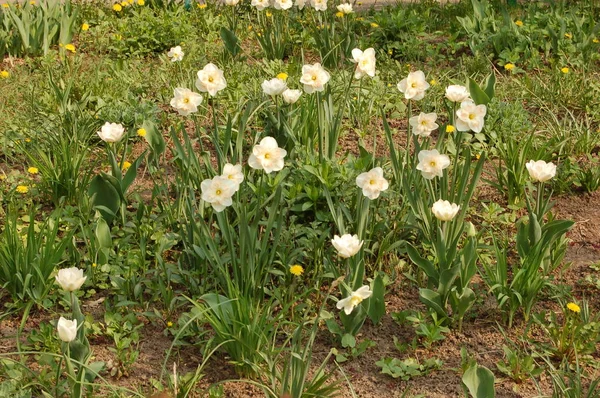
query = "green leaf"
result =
(367, 272, 386, 325)
(220, 27, 240, 57)
(463, 363, 496, 398)
(95, 217, 112, 249)
(419, 289, 446, 318)
(341, 333, 356, 348)
(88, 175, 121, 224)
(483, 73, 495, 101)
(122, 150, 147, 194)
(142, 120, 165, 160)
(468, 77, 491, 106)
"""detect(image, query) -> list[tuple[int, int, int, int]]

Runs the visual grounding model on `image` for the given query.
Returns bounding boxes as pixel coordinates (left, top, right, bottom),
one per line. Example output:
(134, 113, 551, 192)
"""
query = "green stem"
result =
(17, 301, 34, 364)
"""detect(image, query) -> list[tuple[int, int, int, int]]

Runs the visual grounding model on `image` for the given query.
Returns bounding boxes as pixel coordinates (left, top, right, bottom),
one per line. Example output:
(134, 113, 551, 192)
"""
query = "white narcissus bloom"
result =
(282, 89, 302, 104)
(274, 0, 293, 9)
(97, 122, 125, 143)
(356, 167, 389, 200)
(195, 63, 227, 97)
(248, 137, 287, 174)
(167, 45, 184, 62)
(416, 149, 451, 180)
(455, 100, 487, 133)
(221, 163, 244, 191)
(397, 70, 430, 101)
(336, 3, 353, 13)
(57, 317, 78, 342)
(310, 0, 327, 11)
(262, 77, 288, 96)
(251, 0, 269, 10)
(55, 267, 87, 292)
(295, 0, 305, 9)
(351, 48, 376, 79)
(225, 0, 239, 5)
(526, 160, 557, 182)
(201, 176, 237, 212)
(300, 63, 331, 94)
(170, 88, 203, 116)
(331, 234, 363, 258)
(445, 85, 470, 102)
(336, 286, 373, 315)
(409, 112, 439, 137)
(431, 199, 460, 221)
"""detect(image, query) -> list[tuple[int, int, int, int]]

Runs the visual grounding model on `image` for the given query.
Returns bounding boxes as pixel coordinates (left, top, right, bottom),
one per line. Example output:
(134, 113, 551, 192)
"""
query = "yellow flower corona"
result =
(82, 23, 90, 31)
(0, 70, 9, 79)
(567, 302, 580, 313)
(16, 185, 29, 194)
(561, 67, 569, 74)
(27, 167, 39, 174)
(504, 63, 515, 71)
(137, 128, 147, 137)
(113, 4, 122, 11)
(289, 265, 304, 276)
(446, 125, 455, 133)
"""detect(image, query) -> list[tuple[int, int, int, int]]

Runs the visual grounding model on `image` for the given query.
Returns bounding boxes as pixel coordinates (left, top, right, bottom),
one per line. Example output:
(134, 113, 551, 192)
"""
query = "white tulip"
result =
(221, 163, 244, 191)
(310, 0, 327, 11)
(57, 317, 77, 343)
(274, 0, 293, 9)
(431, 199, 460, 221)
(201, 176, 237, 212)
(97, 122, 125, 143)
(351, 48, 376, 79)
(455, 100, 486, 133)
(526, 160, 556, 182)
(251, 0, 270, 10)
(445, 85, 470, 102)
(170, 88, 203, 116)
(331, 234, 363, 258)
(248, 137, 287, 174)
(195, 63, 227, 97)
(225, 0, 239, 5)
(356, 167, 389, 200)
(336, 3, 353, 13)
(397, 70, 430, 101)
(282, 89, 302, 104)
(416, 149, 451, 180)
(409, 112, 439, 137)
(55, 267, 87, 292)
(167, 46, 184, 62)
(262, 78, 288, 96)
(300, 63, 331, 94)
(336, 286, 373, 315)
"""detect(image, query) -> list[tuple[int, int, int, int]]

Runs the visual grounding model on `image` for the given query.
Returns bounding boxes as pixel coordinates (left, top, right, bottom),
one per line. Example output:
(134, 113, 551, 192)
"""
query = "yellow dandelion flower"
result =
(266, 10, 272, 17)
(248, 25, 253, 31)
(429, 79, 437, 86)
(16, 185, 29, 194)
(594, 38, 599, 43)
(0, 70, 9, 79)
(82, 23, 90, 31)
(27, 167, 39, 175)
(137, 128, 147, 137)
(504, 63, 515, 71)
(64, 43, 76, 53)
(167, 321, 173, 327)
(446, 125, 455, 133)
(567, 302, 580, 313)
(122, 161, 132, 170)
(113, 3, 122, 11)
(30, 1, 36, 4)
(515, 20, 523, 27)
(137, 0, 145, 4)
(198, 3, 207, 8)
(561, 67, 569, 74)
(0, 174, 5, 180)
(25, 138, 31, 142)
(276, 72, 288, 81)
(121, 1, 129, 6)
(289, 264, 304, 276)
(335, 11, 344, 17)
(2, 4, 9, 8)
(370, 22, 379, 28)
(564, 33, 572, 39)
(356, 17, 363, 21)
(92, 262, 97, 267)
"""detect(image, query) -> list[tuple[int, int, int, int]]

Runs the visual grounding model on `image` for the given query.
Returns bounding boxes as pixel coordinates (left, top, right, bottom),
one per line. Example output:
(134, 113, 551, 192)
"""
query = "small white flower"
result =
(455, 100, 487, 133)
(409, 112, 439, 137)
(170, 88, 203, 116)
(397, 70, 430, 101)
(431, 199, 460, 221)
(195, 63, 227, 97)
(336, 286, 372, 315)
(351, 48, 376, 79)
(445, 85, 470, 102)
(55, 267, 87, 292)
(225, 0, 239, 5)
(221, 163, 244, 191)
(97, 122, 125, 143)
(310, 0, 327, 11)
(201, 176, 237, 212)
(262, 78, 288, 96)
(167, 45, 184, 62)
(356, 167, 389, 200)
(248, 137, 287, 174)
(336, 3, 353, 13)
(57, 317, 77, 343)
(251, 0, 270, 10)
(526, 160, 557, 182)
(331, 234, 363, 258)
(274, 0, 293, 9)
(300, 63, 331, 94)
(282, 89, 302, 104)
(416, 149, 451, 180)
